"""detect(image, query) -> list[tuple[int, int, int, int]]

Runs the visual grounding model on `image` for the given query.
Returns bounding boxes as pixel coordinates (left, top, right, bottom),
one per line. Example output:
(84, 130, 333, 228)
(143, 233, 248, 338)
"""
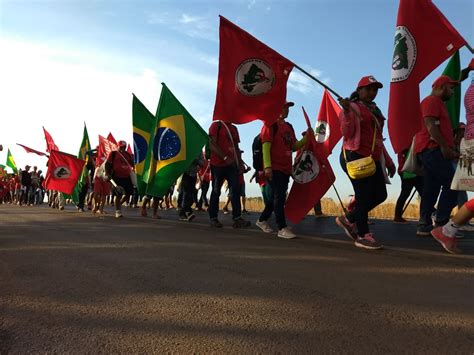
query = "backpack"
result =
(252, 122, 295, 171)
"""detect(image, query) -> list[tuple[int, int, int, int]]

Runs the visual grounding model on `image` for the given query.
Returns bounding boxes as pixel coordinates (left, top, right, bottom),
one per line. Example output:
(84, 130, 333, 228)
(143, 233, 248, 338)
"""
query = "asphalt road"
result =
(1, 204, 473, 353)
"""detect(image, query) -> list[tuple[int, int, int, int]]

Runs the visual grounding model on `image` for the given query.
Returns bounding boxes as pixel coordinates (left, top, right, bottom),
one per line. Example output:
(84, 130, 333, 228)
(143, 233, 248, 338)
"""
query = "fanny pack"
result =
(343, 121, 377, 180)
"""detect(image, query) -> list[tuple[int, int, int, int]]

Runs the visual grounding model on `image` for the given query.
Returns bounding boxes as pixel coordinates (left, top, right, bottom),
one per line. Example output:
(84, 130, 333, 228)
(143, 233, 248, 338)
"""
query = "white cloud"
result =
(0, 37, 216, 172)
(248, 0, 257, 10)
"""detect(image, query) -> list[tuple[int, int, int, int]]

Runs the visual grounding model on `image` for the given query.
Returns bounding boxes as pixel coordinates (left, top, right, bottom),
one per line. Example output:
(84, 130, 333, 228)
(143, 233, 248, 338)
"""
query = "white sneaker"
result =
(277, 227, 296, 239)
(256, 220, 274, 233)
(459, 224, 474, 232)
(115, 210, 123, 218)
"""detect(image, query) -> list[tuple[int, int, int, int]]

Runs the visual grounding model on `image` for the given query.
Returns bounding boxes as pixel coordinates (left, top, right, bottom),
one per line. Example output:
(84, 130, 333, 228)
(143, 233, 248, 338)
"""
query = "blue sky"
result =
(0, 0, 472, 201)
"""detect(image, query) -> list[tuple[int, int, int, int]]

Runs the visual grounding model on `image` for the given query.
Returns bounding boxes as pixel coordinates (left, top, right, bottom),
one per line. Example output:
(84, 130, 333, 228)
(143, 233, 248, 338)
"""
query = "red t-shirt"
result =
(415, 95, 454, 153)
(107, 150, 134, 178)
(261, 120, 296, 175)
(209, 121, 240, 167)
(351, 103, 384, 160)
(198, 160, 211, 182)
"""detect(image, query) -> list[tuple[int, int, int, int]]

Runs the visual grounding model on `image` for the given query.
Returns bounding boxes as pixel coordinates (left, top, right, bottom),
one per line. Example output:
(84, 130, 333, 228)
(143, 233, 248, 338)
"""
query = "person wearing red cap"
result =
(105, 140, 134, 218)
(414, 75, 459, 237)
(336, 76, 396, 250)
(256, 101, 310, 239)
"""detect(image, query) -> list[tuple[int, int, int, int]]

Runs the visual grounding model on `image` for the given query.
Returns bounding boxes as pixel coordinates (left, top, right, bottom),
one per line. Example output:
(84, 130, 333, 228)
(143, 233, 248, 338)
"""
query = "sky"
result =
(0, 0, 473, 202)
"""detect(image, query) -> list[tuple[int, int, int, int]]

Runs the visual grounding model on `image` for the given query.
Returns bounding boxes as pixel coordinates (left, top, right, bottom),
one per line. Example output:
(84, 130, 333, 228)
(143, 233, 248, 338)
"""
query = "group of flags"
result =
(3, 0, 470, 224)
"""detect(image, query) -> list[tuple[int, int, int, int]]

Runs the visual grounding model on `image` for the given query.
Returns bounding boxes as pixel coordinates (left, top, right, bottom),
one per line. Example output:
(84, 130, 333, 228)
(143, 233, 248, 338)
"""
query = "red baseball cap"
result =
(357, 75, 383, 89)
(432, 75, 459, 88)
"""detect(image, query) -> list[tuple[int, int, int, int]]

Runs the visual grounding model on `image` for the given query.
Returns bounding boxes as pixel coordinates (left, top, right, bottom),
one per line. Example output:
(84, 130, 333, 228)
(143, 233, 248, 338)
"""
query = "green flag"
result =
(71, 123, 91, 204)
(0, 164, 5, 170)
(132, 94, 156, 196)
(145, 83, 208, 197)
(442, 51, 461, 129)
(6, 149, 18, 173)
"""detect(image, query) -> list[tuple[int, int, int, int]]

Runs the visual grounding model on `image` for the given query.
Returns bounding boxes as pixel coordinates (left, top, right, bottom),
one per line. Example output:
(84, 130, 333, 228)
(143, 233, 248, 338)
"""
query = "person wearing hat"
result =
(413, 75, 460, 239)
(336, 76, 395, 250)
(255, 101, 310, 239)
(105, 140, 134, 218)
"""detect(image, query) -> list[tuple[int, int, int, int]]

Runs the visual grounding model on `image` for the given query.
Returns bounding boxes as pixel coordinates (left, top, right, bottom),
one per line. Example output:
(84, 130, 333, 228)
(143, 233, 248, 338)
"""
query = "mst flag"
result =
(43, 127, 59, 153)
(44, 150, 85, 194)
(285, 108, 335, 224)
(132, 94, 156, 195)
(6, 149, 17, 173)
(442, 51, 461, 129)
(388, 0, 467, 153)
(213, 16, 294, 125)
(16, 143, 48, 157)
(315, 90, 342, 157)
(70, 124, 91, 204)
(146, 83, 208, 197)
(97, 135, 117, 166)
(107, 132, 118, 145)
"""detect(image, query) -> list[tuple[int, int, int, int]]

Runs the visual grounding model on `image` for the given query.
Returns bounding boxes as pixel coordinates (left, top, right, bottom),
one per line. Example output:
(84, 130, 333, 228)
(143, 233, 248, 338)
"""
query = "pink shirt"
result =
(464, 81, 474, 140)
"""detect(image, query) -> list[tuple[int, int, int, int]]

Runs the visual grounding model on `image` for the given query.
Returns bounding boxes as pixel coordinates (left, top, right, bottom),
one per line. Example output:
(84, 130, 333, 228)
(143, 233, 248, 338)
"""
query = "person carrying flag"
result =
(336, 76, 395, 250)
(105, 140, 134, 218)
(255, 101, 309, 239)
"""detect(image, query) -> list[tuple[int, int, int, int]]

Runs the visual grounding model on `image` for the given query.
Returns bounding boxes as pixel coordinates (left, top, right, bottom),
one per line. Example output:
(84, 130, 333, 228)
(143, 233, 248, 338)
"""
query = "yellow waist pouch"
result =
(345, 155, 376, 179)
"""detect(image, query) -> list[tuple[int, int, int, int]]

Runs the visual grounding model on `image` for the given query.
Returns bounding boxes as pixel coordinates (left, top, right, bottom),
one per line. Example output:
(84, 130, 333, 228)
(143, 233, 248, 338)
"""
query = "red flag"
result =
(107, 132, 117, 145)
(126, 144, 133, 155)
(16, 143, 48, 157)
(388, 0, 466, 153)
(213, 16, 294, 125)
(97, 135, 118, 166)
(285, 129, 335, 224)
(43, 127, 59, 153)
(314, 90, 342, 157)
(44, 150, 85, 194)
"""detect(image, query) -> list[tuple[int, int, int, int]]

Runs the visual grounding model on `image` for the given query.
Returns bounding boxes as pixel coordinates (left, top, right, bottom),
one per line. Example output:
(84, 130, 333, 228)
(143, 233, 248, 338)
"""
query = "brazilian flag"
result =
(442, 51, 461, 129)
(133, 94, 156, 196)
(71, 123, 91, 204)
(145, 83, 208, 197)
(6, 149, 17, 174)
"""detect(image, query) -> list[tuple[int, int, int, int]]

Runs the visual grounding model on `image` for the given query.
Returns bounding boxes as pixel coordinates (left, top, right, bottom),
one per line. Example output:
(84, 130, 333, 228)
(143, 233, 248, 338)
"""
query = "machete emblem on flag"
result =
(235, 59, 275, 96)
(53, 166, 71, 179)
(293, 151, 319, 184)
(391, 26, 417, 82)
(315, 121, 330, 143)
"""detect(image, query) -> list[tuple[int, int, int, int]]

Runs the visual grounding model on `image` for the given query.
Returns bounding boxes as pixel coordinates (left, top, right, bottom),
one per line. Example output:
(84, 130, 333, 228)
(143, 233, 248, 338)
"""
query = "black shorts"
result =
(113, 176, 134, 196)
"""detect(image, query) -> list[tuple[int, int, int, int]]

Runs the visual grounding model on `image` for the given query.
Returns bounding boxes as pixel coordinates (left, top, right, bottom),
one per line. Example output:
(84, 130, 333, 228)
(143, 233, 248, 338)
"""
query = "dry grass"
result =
(243, 197, 421, 220)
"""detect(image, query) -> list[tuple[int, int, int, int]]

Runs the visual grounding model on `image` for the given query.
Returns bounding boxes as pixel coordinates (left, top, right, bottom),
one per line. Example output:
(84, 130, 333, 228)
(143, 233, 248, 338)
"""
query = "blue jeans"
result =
(208, 164, 241, 220)
(259, 170, 290, 230)
(419, 148, 457, 227)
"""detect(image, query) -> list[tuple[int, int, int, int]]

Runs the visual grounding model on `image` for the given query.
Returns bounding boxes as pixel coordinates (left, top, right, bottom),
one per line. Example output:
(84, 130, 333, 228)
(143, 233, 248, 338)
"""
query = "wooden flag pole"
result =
(294, 64, 342, 99)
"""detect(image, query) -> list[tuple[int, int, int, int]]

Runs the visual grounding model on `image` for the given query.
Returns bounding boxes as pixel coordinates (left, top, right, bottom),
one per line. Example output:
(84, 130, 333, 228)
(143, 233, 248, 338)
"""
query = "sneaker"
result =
(210, 219, 223, 228)
(223, 207, 229, 215)
(314, 213, 326, 219)
(393, 216, 407, 224)
(59, 206, 64, 211)
(242, 209, 249, 215)
(335, 215, 357, 241)
(416, 225, 433, 237)
(115, 210, 123, 218)
(232, 217, 251, 228)
(431, 227, 460, 254)
(256, 220, 274, 233)
(277, 227, 296, 239)
(354, 233, 383, 250)
(186, 212, 196, 222)
(77, 208, 85, 213)
(179, 214, 188, 221)
(459, 223, 474, 232)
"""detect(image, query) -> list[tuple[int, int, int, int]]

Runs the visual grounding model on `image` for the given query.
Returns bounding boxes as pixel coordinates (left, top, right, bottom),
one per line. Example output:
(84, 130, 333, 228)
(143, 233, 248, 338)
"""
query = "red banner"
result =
(17, 143, 48, 157)
(43, 127, 59, 153)
(315, 90, 342, 158)
(213, 16, 294, 125)
(44, 150, 85, 194)
(388, 0, 466, 153)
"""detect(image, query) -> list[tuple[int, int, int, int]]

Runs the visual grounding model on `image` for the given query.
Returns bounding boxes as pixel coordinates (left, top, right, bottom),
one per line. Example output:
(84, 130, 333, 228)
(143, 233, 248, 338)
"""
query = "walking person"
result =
(179, 154, 204, 221)
(414, 76, 460, 236)
(255, 101, 309, 239)
(207, 120, 250, 228)
(336, 76, 396, 249)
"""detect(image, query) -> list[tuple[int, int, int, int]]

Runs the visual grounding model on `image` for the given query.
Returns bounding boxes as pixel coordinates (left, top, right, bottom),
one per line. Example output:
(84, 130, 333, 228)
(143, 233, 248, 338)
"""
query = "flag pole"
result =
(466, 43, 474, 54)
(294, 64, 342, 99)
(402, 189, 417, 215)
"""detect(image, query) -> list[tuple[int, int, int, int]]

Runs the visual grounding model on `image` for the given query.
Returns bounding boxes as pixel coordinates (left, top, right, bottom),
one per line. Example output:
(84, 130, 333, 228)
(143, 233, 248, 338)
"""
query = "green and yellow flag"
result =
(6, 149, 17, 173)
(145, 83, 208, 197)
(442, 51, 461, 129)
(71, 123, 91, 203)
(132, 94, 156, 196)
